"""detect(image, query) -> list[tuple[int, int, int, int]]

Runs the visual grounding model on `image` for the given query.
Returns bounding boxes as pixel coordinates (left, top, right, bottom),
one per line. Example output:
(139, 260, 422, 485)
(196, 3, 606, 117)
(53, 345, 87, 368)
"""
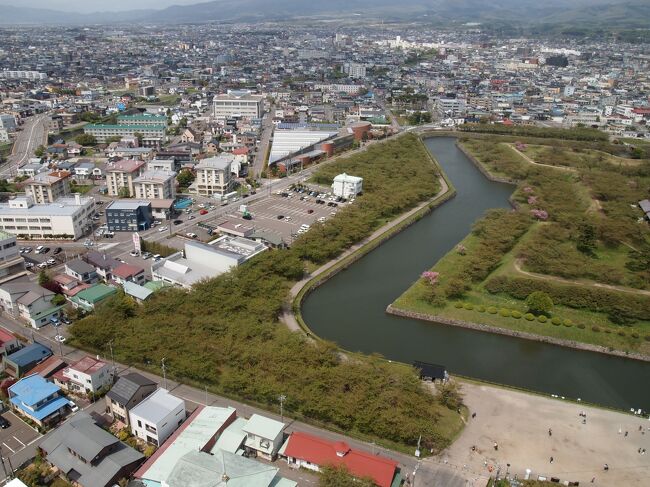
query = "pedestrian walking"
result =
(550, 456, 554, 463)
(494, 442, 498, 451)
(548, 428, 552, 436)
(591, 477, 595, 483)
(643, 448, 646, 455)
(472, 412, 476, 418)
(624, 431, 628, 437)
(640, 425, 643, 431)
(639, 448, 642, 454)
(604, 463, 609, 471)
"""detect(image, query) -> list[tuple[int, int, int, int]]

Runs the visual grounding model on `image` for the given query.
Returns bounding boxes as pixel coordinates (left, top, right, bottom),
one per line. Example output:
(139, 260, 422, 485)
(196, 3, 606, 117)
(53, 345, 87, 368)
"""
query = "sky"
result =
(2, 0, 201, 12)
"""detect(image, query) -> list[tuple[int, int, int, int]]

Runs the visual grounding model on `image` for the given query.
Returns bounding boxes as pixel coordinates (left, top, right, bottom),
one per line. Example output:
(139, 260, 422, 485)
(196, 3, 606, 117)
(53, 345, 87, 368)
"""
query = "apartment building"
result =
(189, 154, 233, 196)
(84, 124, 166, 145)
(24, 171, 71, 204)
(106, 159, 146, 197)
(133, 170, 176, 200)
(0, 195, 95, 240)
(0, 114, 17, 132)
(105, 200, 153, 232)
(213, 90, 264, 120)
(117, 114, 168, 127)
(47, 115, 63, 133)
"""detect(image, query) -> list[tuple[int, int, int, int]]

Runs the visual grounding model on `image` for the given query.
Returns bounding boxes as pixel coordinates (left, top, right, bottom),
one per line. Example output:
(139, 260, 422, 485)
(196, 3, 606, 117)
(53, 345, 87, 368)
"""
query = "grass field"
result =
(393, 133, 650, 356)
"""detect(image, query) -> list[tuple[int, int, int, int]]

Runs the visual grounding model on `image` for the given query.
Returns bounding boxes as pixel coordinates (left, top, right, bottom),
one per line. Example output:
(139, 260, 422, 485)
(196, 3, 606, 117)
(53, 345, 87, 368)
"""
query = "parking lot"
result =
(0, 410, 41, 458)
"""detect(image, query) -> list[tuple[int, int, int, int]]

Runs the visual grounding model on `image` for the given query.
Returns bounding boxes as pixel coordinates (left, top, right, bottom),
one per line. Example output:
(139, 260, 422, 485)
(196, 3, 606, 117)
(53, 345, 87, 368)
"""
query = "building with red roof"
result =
(112, 263, 145, 286)
(0, 329, 20, 357)
(54, 355, 112, 394)
(281, 431, 400, 487)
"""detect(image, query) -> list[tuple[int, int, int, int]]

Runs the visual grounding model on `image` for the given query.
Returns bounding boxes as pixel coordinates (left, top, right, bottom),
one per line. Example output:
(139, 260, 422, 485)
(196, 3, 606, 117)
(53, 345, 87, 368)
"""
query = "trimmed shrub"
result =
(577, 323, 585, 329)
(463, 303, 474, 310)
(487, 306, 498, 314)
(537, 315, 547, 323)
(524, 313, 535, 321)
(563, 319, 573, 327)
(511, 310, 522, 319)
(551, 317, 562, 326)
(477, 305, 486, 313)
(454, 302, 464, 309)
(604, 329, 612, 334)
(592, 326, 601, 332)
(617, 330, 626, 337)
(525, 291, 554, 315)
(499, 308, 511, 318)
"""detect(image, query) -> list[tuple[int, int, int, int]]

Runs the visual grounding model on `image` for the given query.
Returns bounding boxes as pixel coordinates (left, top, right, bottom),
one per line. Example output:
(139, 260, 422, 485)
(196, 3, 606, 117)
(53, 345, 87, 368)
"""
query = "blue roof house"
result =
(9, 374, 70, 426)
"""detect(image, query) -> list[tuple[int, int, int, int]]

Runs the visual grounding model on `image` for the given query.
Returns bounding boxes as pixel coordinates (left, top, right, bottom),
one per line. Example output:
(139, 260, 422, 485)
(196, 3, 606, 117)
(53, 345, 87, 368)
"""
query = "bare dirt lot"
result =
(441, 381, 650, 486)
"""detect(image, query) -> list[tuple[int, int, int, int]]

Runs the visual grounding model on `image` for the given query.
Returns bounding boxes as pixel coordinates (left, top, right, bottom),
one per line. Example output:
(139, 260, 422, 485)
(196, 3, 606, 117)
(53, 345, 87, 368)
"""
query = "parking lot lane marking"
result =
(2, 443, 14, 454)
(12, 436, 25, 447)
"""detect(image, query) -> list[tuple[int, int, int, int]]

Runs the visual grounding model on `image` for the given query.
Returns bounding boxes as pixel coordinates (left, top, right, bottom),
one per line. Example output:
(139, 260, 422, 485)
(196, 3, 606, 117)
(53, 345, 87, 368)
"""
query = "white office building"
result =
(129, 389, 186, 447)
(332, 173, 363, 199)
(0, 231, 25, 283)
(213, 90, 264, 120)
(0, 70, 47, 80)
(0, 195, 95, 240)
(152, 237, 267, 289)
(0, 114, 17, 132)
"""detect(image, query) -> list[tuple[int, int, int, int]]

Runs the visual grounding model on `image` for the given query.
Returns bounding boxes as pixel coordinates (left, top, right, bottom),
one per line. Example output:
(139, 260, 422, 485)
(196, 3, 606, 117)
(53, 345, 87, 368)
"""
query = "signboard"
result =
(132, 232, 141, 253)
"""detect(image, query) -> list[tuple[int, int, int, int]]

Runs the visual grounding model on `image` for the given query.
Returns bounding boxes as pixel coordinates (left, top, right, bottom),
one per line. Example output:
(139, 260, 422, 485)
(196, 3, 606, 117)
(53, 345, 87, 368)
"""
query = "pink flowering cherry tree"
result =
(421, 271, 440, 285)
(530, 209, 549, 221)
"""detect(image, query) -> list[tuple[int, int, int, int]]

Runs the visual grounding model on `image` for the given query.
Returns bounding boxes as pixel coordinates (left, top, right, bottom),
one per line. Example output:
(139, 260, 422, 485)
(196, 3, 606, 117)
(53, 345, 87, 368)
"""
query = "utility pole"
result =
(108, 339, 116, 379)
(278, 394, 286, 423)
(205, 385, 209, 406)
(56, 325, 63, 357)
(161, 357, 167, 390)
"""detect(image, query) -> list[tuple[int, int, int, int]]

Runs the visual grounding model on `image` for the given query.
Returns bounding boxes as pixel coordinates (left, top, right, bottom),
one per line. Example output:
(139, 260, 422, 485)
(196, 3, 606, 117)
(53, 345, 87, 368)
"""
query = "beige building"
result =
(189, 155, 234, 197)
(106, 159, 146, 197)
(213, 90, 264, 120)
(133, 170, 177, 200)
(24, 171, 71, 204)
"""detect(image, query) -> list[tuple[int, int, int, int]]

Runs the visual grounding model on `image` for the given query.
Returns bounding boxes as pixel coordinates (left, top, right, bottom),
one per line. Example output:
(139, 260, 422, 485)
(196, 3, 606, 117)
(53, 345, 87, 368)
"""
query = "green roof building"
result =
(71, 284, 117, 311)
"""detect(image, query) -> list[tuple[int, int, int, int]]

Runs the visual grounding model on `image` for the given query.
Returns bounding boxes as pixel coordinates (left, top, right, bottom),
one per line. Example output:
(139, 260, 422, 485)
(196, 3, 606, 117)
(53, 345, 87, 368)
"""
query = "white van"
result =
(35, 245, 45, 254)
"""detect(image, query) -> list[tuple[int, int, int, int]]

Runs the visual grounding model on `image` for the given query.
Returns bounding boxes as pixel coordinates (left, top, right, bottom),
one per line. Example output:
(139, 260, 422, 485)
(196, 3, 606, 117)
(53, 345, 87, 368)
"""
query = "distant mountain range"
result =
(0, 0, 648, 26)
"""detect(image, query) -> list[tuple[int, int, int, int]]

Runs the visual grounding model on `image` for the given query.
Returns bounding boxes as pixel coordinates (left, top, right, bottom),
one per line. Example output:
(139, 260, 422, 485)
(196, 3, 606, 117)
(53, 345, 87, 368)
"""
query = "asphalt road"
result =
(1, 114, 48, 178)
(252, 106, 275, 179)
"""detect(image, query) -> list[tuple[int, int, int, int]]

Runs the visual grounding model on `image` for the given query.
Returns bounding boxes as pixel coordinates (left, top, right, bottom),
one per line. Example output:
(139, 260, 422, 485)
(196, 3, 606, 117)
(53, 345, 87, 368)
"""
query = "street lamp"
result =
(161, 357, 167, 390)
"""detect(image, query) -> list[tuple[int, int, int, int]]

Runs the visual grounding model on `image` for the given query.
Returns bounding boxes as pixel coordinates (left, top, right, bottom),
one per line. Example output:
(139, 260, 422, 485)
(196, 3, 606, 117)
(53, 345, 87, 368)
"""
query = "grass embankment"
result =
(393, 133, 650, 357)
(70, 133, 464, 454)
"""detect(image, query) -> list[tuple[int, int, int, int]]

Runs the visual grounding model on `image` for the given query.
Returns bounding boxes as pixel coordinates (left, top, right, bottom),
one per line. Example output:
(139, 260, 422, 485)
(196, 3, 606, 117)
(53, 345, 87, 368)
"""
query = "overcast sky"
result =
(2, 0, 201, 12)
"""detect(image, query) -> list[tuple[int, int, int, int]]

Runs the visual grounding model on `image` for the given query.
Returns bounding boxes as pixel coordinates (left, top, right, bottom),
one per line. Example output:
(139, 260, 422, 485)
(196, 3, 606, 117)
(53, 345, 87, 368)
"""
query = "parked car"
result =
(186, 232, 197, 239)
(199, 209, 208, 215)
(129, 250, 139, 257)
(173, 219, 183, 225)
(68, 400, 79, 412)
(53, 247, 62, 255)
(50, 316, 60, 326)
(158, 226, 168, 232)
(46, 258, 56, 265)
(188, 215, 195, 220)
(307, 209, 314, 214)
(35, 245, 45, 254)
(60, 316, 71, 325)
(54, 335, 66, 343)
(277, 215, 284, 220)
(0, 416, 10, 429)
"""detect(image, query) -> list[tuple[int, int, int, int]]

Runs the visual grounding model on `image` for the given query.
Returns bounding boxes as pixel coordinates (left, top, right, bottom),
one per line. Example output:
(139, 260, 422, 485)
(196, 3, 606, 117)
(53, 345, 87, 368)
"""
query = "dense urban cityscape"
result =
(0, 1, 648, 487)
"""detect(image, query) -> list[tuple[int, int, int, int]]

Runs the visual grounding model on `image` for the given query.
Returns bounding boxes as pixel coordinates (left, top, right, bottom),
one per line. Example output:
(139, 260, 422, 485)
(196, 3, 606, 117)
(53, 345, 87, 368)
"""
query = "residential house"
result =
(281, 432, 400, 487)
(180, 127, 198, 143)
(112, 263, 145, 286)
(0, 329, 20, 357)
(55, 355, 112, 395)
(105, 159, 146, 197)
(84, 251, 121, 281)
(134, 406, 296, 487)
(40, 411, 144, 487)
(70, 283, 117, 311)
(64, 259, 98, 284)
(129, 388, 186, 446)
(0, 280, 64, 328)
(105, 372, 157, 426)
(73, 162, 95, 180)
(2, 343, 52, 378)
(8, 374, 69, 425)
(52, 274, 90, 299)
(122, 281, 153, 302)
(242, 414, 285, 460)
(29, 355, 68, 380)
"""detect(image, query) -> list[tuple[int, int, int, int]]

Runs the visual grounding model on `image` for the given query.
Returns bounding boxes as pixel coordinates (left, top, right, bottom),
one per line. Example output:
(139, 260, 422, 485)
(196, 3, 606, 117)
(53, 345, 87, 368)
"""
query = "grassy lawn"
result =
(0, 142, 13, 158)
(520, 144, 643, 168)
(69, 184, 93, 194)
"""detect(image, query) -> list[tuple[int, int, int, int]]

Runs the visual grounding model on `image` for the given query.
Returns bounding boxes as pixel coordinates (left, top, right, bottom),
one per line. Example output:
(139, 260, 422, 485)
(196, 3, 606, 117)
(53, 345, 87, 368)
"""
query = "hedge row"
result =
(485, 276, 650, 321)
(458, 123, 608, 141)
(454, 302, 575, 327)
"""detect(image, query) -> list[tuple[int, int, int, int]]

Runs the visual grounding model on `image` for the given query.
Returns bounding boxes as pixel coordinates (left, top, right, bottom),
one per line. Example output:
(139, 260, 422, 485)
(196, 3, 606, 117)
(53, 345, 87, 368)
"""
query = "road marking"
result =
(2, 443, 14, 454)
(12, 436, 24, 447)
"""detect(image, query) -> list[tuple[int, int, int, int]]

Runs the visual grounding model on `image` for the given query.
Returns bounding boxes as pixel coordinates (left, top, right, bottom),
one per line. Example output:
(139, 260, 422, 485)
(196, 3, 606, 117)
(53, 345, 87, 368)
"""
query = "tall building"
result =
(83, 124, 166, 145)
(213, 90, 264, 120)
(0, 230, 25, 283)
(106, 159, 146, 197)
(24, 171, 71, 204)
(133, 170, 177, 200)
(344, 63, 367, 79)
(189, 155, 234, 197)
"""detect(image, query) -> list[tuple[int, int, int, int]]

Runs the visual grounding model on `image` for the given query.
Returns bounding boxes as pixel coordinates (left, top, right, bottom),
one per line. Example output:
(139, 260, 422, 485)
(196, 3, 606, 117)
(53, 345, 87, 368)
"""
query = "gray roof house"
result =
(64, 259, 98, 284)
(40, 411, 144, 487)
(105, 372, 157, 426)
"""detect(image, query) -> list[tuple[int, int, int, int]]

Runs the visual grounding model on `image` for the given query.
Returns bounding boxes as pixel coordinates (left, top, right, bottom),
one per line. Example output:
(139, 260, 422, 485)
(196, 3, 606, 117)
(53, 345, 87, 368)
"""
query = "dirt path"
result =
(514, 258, 650, 297)
(507, 143, 578, 172)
